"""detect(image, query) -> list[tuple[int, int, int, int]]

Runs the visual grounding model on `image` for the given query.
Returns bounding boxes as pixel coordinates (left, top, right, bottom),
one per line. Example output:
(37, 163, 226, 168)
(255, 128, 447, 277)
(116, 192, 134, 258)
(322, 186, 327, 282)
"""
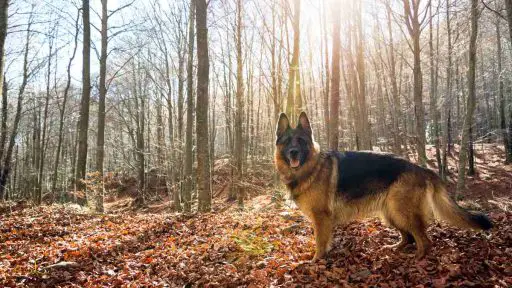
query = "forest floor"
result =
(1, 145, 512, 287)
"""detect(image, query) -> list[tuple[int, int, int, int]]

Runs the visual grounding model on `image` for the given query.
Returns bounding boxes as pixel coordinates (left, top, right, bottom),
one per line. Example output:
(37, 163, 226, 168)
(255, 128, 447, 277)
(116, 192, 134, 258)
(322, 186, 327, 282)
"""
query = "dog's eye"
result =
(277, 136, 290, 145)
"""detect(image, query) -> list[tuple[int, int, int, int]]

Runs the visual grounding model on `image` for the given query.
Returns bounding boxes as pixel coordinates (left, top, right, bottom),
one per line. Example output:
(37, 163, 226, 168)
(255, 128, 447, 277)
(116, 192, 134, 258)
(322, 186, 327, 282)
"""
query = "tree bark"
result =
(195, 0, 211, 212)
(429, 2, 442, 175)
(76, 0, 91, 194)
(285, 0, 300, 124)
(403, 0, 427, 166)
(456, 0, 479, 194)
(441, 0, 453, 179)
(354, 0, 371, 150)
(94, 0, 108, 213)
(385, 1, 403, 155)
(234, 0, 245, 209)
(0, 14, 31, 200)
(497, 2, 511, 164)
(328, 0, 341, 151)
(183, 0, 195, 213)
(52, 8, 80, 196)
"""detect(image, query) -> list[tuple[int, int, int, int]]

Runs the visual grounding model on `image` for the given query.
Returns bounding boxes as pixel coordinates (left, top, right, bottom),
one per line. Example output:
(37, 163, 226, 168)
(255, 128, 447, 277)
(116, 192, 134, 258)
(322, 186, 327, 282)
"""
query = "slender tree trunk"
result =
(468, 126, 475, 176)
(442, 0, 453, 180)
(94, 0, 108, 213)
(134, 64, 145, 207)
(0, 15, 31, 200)
(0, 80, 6, 164)
(183, 0, 195, 213)
(0, 0, 8, 200)
(322, 0, 330, 147)
(52, 9, 79, 195)
(329, 0, 341, 150)
(286, 0, 300, 123)
(429, 3, 442, 175)
(234, 0, 244, 209)
(0, 0, 8, 165)
(385, 2, 402, 155)
(404, 0, 427, 166)
(456, 0, 479, 194)
(496, 3, 511, 164)
(176, 37, 185, 211)
(76, 0, 91, 194)
(195, 0, 211, 212)
(355, 0, 371, 150)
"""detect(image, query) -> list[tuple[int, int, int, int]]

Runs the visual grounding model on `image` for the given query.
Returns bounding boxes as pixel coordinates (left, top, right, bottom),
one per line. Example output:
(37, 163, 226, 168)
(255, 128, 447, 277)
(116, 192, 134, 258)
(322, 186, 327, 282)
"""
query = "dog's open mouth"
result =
(290, 159, 300, 168)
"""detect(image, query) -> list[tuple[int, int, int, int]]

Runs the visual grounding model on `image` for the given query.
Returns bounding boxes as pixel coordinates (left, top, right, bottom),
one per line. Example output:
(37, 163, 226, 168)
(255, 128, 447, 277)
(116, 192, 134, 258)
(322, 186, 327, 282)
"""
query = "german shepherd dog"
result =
(274, 112, 492, 260)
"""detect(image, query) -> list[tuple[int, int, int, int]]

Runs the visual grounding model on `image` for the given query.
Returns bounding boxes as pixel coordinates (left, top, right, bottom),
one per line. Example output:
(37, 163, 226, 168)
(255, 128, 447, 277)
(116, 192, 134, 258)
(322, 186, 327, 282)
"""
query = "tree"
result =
(329, 0, 341, 151)
(441, 0, 453, 180)
(0, 0, 8, 200)
(52, 8, 80, 196)
(354, 0, 371, 150)
(496, 1, 511, 164)
(456, 0, 479, 194)
(234, 0, 244, 208)
(0, 8, 34, 200)
(76, 0, 91, 193)
(285, 0, 301, 124)
(385, 0, 403, 155)
(429, 1, 442, 175)
(183, 0, 195, 213)
(402, 0, 429, 166)
(195, 0, 211, 212)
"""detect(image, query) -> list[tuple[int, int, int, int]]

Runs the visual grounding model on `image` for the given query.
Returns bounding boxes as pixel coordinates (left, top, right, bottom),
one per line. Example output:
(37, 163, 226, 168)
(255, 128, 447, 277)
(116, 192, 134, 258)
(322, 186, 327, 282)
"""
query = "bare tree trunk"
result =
(354, 0, 371, 150)
(76, 0, 91, 194)
(134, 64, 146, 207)
(322, 0, 330, 147)
(496, 2, 511, 164)
(195, 0, 211, 212)
(403, 0, 427, 166)
(468, 125, 475, 176)
(0, 0, 8, 200)
(285, 0, 300, 123)
(183, 0, 195, 213)
(0, 0, 8, 166)
(329, 0, 341, 150)
(35, 31, 55, 205)
(385, 1, 402, 155)
(234, 0, 244, 209)
(456, 0, 479, 194)
(176, 33, 185, 211)
(94, 0, 108, 213)
(0, 80, 6, 164)
(429, 3, 442, 175)
(441, 0, 453, 180)
(52, 9, 79, 196)
(0, 14, 31, 200)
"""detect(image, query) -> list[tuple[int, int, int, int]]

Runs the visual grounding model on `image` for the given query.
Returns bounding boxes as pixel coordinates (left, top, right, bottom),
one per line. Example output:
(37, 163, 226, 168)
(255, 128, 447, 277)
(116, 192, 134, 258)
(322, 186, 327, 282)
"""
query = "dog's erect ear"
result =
(297, 112, 312, 136)
(276, 113, 290, 137)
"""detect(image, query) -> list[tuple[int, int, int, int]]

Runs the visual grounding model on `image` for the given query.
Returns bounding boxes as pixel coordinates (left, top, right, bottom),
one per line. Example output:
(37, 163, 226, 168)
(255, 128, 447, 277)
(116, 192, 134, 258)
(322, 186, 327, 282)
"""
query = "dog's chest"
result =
(292, 187, 331, 220)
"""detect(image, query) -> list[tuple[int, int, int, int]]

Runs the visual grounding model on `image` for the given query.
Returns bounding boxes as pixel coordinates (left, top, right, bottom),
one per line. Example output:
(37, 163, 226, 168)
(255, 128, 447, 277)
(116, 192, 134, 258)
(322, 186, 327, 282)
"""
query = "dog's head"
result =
(275, 112, 319, 172)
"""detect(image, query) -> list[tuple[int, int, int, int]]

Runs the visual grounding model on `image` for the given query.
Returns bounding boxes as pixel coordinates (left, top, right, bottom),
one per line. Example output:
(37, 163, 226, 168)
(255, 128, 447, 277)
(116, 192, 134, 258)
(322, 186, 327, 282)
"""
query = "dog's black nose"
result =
(289, 149, 299, 158)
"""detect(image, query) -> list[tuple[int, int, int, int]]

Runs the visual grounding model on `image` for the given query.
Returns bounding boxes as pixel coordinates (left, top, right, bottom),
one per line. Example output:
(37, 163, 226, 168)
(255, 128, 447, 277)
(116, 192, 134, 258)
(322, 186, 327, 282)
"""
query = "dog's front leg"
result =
(312, 214, 333, 261)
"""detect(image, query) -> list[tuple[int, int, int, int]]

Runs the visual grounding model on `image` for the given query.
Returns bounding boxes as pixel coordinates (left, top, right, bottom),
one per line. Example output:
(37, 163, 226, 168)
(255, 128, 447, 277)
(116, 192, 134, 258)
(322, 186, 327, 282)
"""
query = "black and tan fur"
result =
(275, 112, 492, 260)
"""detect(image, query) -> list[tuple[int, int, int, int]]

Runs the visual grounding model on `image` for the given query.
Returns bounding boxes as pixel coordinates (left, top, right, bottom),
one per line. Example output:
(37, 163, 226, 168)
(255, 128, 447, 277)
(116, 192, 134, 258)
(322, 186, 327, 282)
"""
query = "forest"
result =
(0, 0, 511, 286)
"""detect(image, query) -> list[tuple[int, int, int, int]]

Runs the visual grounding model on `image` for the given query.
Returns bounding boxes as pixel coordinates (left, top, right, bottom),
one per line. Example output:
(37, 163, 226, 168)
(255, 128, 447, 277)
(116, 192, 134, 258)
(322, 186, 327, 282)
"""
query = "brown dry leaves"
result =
(0, 201, 511, 287)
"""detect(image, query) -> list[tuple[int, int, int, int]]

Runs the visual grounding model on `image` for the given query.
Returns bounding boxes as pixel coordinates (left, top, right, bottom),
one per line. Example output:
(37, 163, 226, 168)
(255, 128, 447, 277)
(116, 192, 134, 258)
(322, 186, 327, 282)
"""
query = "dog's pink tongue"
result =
(290, 159, 300, 168)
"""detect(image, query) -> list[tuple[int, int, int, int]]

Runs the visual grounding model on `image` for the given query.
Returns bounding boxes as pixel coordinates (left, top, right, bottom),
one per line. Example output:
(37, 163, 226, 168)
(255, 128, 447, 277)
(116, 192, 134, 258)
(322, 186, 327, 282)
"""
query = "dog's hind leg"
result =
(408, 215, 432, 259)
(384, 229, 415, 251)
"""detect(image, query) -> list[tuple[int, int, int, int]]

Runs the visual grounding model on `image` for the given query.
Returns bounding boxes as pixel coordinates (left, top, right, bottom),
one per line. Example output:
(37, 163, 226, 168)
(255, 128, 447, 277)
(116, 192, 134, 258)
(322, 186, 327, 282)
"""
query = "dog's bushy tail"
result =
(428, 180, 492, 230)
